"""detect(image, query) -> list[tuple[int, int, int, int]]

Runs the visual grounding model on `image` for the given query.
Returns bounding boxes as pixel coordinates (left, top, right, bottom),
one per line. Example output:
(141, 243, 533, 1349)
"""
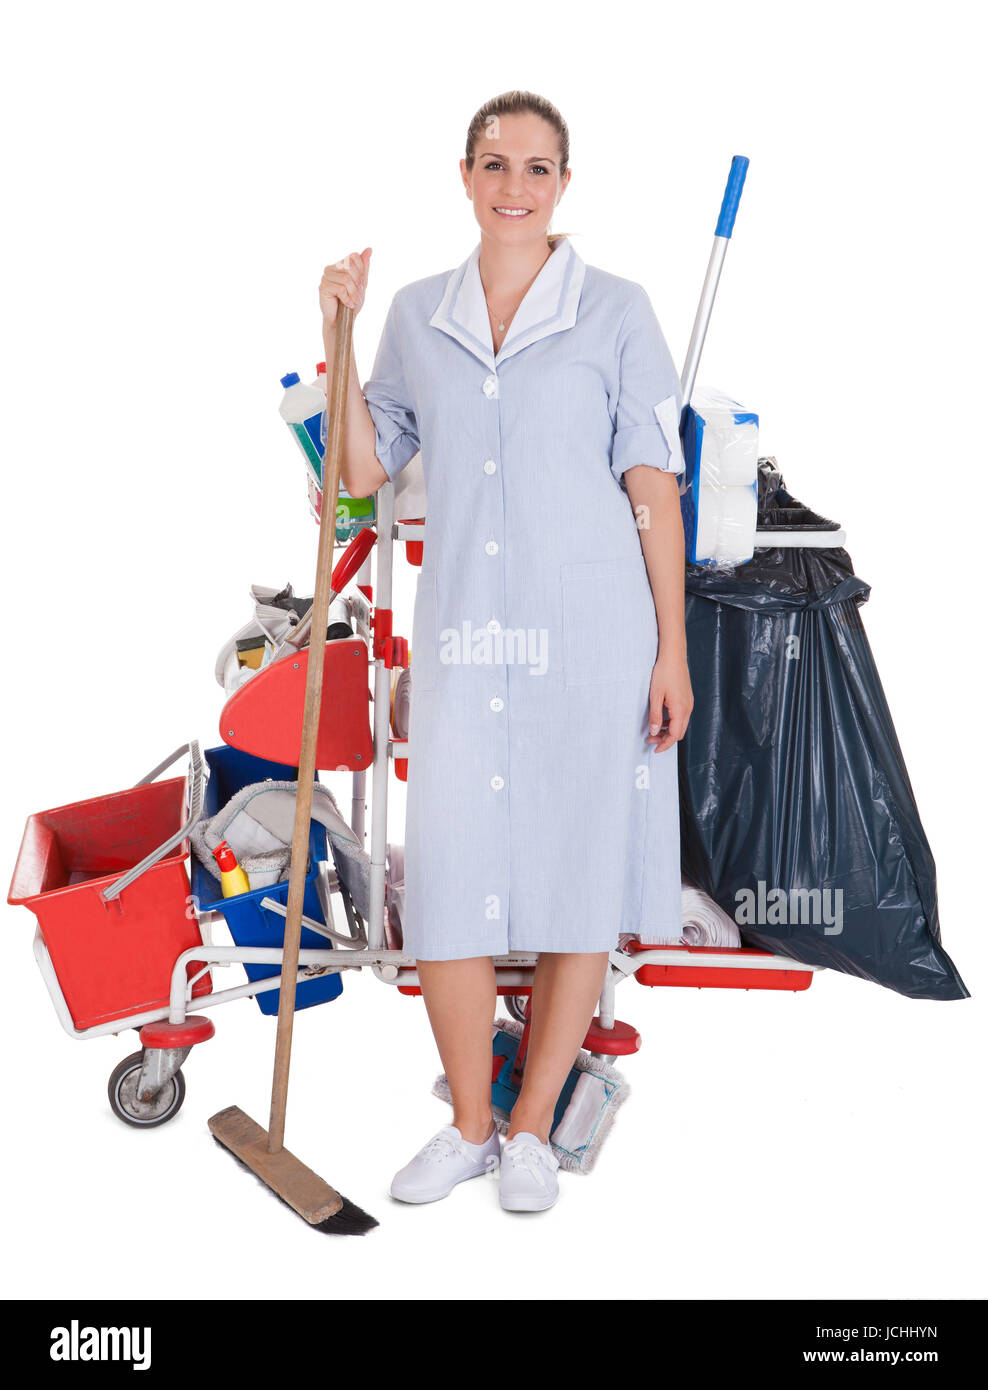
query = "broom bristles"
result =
(212, 1135, 378, 1235)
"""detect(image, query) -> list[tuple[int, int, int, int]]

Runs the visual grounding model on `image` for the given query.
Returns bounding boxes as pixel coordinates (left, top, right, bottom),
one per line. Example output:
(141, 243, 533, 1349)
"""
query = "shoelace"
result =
(422, 1130, 473, 1165)
(503, 1138, 558, 1187)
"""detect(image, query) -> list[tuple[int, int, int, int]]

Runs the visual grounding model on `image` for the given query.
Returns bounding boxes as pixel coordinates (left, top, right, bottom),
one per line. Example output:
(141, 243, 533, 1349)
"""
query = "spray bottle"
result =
(213, 841, 250, 898)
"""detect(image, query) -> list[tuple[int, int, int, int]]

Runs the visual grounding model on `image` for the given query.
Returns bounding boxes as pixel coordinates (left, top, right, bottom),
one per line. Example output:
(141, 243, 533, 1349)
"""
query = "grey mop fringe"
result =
(431, 1016, 630, 1175)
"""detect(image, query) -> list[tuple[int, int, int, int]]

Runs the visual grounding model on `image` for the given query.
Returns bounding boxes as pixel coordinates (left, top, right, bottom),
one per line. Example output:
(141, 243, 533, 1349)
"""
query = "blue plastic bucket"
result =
(189, 745, 343, 1014)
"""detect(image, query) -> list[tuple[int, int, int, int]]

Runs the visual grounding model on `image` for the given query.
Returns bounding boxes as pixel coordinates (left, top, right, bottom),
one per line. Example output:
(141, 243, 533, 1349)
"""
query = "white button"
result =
(490, 775, 505, 790)
(486, 618, 501, 634)
(489, 697, 504, 712)
(482, 376, 498, 398)
(484, 458, 497, 474)
(485, 540, 499, 556)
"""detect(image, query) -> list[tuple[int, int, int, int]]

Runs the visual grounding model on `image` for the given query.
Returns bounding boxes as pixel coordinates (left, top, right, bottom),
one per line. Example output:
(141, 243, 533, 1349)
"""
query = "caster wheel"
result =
(505, 995, 530, 1025)
(107, 1051, 186, 1128)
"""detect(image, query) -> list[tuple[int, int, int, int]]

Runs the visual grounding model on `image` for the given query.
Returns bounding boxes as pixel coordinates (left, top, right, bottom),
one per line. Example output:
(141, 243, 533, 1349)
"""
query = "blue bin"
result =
(190, 745, 343, 1015)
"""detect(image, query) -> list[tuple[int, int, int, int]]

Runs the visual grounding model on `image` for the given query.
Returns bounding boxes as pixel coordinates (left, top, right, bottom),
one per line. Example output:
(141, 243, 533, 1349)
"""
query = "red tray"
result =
(626, 940, 814, 991)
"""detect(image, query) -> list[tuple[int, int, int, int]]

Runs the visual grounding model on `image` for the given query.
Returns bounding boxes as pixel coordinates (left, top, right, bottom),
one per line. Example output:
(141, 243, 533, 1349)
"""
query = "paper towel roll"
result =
(686, 387, 760, 564)
(703, 429, 759, 488)
(681, 885, 742, 948)
(392, 666, 412, 739)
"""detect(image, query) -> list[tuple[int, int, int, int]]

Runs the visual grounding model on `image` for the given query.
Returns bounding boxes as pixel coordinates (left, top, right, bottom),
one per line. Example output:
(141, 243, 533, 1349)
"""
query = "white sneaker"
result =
(390, 1124, 501, 1204)
(499, 1132, 560, 1212)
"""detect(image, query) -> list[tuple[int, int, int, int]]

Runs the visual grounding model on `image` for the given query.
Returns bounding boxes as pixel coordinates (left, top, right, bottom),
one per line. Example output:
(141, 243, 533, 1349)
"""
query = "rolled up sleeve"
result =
(321, 292, 421, 482)
(610, 284, 685, 487)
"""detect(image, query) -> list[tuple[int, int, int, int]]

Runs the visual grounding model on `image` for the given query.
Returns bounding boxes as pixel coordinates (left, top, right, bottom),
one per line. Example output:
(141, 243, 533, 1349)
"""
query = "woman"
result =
(319, 91, 692, 1213)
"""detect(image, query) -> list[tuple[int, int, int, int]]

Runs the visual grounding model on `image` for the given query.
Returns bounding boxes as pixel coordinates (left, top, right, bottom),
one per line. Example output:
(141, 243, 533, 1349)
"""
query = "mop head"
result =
(431, 1017, 630, 1175)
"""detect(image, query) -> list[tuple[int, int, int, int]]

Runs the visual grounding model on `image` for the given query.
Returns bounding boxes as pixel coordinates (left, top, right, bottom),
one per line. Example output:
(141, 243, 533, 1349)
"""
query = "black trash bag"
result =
(678, 459, 969, 1001)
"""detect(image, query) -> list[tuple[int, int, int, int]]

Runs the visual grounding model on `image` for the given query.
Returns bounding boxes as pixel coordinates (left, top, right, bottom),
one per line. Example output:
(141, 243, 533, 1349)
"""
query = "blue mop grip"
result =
(714, 155, 749, 239)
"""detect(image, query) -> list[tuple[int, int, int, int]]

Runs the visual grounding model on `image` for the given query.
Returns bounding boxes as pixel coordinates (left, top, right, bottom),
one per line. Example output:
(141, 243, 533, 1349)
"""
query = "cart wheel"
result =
(107, 1051, 186, 1128)
(505, 995, 530, 1025)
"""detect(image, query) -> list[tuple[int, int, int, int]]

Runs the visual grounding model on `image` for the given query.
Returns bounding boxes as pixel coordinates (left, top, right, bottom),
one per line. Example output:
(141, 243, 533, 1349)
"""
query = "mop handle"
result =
(679, 154, 749, 416)
(266, 301, 354, 1154)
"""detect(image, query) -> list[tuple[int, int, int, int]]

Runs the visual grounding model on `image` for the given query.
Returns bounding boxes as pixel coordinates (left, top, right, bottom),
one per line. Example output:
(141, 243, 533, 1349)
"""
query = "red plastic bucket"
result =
(9, 777, 211, 1029)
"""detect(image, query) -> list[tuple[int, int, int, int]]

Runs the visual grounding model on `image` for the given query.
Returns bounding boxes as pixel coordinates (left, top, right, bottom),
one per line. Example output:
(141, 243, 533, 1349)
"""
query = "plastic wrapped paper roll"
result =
(695, 481, 759, 566)
(681, 386, 759, 566)
(680, 884, 741, 948)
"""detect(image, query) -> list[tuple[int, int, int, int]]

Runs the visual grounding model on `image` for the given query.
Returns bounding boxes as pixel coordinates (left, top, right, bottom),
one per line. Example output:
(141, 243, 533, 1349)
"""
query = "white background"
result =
(3, 0, 985, 1302)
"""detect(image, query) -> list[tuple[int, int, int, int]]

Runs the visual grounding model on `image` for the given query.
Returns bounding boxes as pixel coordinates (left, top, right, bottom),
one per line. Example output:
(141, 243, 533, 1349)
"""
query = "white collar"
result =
(428, 235, 586, 371)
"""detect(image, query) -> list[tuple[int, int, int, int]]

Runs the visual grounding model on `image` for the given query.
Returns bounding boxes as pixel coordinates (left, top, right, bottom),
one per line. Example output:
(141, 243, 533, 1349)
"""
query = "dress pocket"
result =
(411, 569, 439, 693)
(560, 557, 657, 689)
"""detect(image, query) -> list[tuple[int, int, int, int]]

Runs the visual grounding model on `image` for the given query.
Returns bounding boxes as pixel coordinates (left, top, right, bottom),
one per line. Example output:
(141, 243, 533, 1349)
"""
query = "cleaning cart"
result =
(7, 155, 964, 1175)
(5, 476, 819, 1155)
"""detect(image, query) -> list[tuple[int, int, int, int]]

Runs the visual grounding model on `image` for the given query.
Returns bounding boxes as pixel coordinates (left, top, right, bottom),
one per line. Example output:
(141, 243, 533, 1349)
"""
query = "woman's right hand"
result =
(320, 248, 372, 327)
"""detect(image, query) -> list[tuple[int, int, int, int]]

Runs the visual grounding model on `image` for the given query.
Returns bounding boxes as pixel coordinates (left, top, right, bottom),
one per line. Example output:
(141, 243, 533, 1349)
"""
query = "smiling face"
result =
(461, 111, 571, 248)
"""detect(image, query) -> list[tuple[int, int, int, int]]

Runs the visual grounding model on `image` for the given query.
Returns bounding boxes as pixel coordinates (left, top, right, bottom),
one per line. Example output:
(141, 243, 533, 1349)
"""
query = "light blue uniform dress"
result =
(361, 235, 685, 960)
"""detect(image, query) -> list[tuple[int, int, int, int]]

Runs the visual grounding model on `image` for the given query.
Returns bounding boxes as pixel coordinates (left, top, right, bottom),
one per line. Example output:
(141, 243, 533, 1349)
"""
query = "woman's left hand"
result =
(647, 649, 694, 752)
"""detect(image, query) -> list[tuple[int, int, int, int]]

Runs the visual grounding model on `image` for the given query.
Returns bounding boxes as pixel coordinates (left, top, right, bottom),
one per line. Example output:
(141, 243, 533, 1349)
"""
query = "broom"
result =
(209, 299, 377, 1234)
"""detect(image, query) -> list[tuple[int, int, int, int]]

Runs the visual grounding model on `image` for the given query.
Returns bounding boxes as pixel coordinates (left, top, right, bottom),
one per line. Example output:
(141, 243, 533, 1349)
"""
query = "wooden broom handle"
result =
(267, 301, 354, 1153)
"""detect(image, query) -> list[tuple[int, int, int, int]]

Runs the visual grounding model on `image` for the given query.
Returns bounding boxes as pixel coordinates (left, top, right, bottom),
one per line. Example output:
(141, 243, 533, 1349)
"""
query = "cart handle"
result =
(101, 740, 206, 903)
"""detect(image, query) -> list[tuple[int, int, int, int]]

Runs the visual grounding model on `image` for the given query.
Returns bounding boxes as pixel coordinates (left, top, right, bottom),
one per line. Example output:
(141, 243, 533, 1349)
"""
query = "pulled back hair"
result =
(464, 90, 571, 246)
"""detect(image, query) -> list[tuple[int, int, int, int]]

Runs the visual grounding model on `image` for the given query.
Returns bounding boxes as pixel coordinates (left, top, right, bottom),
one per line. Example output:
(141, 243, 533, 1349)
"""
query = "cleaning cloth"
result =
(191, 779, 372, 915)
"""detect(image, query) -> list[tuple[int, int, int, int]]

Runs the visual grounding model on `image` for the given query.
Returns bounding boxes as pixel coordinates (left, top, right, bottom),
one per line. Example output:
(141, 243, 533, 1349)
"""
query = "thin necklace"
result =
(482, 242, 554, 335)
(485, 300, 512, 334)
